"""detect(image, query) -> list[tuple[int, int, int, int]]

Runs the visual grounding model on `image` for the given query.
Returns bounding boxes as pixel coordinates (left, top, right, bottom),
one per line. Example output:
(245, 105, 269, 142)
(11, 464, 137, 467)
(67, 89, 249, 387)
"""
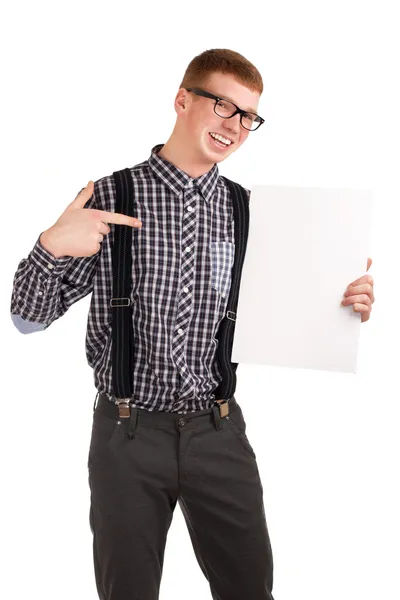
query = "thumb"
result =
(68, 180, 95, 210)
(367, 257, 372, 271)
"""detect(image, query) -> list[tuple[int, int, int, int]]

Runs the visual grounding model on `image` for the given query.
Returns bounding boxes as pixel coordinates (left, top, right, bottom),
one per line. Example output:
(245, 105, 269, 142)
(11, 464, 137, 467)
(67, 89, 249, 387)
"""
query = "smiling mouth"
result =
(209, 132, 233, 149)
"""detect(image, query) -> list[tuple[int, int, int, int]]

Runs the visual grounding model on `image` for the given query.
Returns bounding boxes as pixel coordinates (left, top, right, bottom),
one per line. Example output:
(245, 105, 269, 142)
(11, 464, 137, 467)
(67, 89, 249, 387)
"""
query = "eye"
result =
(243, 113, 256, 122)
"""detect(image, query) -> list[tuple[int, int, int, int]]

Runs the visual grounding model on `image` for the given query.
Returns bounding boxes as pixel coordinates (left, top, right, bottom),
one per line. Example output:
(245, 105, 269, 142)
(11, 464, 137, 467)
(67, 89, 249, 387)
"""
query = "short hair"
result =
(178, 48, 263, 96)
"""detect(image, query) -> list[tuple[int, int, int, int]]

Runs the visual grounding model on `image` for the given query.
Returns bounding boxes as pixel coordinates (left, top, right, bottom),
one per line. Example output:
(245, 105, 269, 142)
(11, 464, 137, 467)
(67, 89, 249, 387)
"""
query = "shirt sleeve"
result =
(10, 183, 101, 333)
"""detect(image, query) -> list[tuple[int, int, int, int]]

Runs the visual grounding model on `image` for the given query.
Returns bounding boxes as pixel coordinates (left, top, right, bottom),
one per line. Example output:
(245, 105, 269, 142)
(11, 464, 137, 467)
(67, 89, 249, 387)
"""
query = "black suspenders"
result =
(110, 168, 249, 419)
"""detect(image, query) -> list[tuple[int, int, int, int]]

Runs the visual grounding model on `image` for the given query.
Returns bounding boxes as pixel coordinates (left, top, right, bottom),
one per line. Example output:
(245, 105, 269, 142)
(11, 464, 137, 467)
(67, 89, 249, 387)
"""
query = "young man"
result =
(10, 48, 375, 600)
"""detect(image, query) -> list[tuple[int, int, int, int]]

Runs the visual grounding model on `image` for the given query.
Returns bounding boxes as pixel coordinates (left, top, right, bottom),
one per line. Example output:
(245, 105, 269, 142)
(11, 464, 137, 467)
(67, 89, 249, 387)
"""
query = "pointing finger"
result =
(93, 209, 142, 227)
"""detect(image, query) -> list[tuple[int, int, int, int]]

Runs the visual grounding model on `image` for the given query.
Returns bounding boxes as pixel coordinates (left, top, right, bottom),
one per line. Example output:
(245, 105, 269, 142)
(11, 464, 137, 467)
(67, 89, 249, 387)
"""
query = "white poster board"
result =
(231, 185, 372, 373)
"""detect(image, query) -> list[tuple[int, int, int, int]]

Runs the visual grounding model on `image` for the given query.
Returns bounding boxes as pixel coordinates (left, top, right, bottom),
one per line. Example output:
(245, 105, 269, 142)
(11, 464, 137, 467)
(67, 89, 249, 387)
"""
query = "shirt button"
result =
(178, 328, 184, 335)
(47, 263, 54, 269)
(185, 247, 191, 253)
(183, 287, 189, 293)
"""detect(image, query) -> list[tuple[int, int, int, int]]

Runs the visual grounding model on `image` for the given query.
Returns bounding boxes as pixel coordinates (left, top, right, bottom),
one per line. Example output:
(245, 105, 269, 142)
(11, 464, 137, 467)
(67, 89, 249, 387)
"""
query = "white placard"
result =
(231, 185, 372, 373)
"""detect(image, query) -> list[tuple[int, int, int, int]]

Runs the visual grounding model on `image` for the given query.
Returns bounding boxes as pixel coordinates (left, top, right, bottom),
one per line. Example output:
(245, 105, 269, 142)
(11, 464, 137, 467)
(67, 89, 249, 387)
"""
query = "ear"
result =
(174, 88, 187, 115)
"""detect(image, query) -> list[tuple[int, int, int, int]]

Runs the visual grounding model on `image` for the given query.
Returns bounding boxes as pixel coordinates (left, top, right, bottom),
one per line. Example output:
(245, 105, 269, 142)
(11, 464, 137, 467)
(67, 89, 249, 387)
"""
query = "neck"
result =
(157, 135, 215, 179)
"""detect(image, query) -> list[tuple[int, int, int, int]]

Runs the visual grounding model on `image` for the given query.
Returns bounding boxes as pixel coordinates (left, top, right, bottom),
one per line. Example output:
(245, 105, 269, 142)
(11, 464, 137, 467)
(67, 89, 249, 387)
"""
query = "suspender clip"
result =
(216, 398, 230, 418)
(115, 399, 131, 418)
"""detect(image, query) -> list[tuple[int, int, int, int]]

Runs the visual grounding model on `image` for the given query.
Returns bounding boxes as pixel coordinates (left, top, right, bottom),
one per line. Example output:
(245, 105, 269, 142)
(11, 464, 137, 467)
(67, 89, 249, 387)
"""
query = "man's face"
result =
(176, 72, 261, 165)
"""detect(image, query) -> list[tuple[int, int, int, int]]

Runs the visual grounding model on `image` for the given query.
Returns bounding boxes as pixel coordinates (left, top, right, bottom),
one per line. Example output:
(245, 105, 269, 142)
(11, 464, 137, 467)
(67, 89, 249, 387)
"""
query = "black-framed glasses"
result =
(185, 87, 265, 131)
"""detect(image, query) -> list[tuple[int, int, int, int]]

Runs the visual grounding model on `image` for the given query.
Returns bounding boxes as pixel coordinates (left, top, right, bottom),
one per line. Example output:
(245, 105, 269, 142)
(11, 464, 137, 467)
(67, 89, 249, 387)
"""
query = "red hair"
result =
(178, 48, 263, 95)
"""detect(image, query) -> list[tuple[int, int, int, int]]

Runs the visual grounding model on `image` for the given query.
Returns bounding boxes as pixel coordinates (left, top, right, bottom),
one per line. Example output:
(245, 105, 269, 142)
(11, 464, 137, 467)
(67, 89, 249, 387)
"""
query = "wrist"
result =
(40, 228, 64, 259)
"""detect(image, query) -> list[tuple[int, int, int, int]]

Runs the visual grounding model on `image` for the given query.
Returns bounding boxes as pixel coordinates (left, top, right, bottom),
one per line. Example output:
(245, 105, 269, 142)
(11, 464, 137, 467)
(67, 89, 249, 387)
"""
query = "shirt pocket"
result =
(210, 241, 235, 298)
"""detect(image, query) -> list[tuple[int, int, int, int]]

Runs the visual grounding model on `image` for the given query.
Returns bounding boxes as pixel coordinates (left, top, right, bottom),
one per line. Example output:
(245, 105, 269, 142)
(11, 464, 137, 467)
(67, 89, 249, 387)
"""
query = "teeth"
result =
(210, 132, 231, 145)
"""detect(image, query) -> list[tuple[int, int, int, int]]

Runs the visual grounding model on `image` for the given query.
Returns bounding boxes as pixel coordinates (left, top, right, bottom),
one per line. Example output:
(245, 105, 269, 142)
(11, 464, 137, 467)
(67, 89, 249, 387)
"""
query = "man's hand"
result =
(341, 257, 375, 323)
(40, 180, 142, 258)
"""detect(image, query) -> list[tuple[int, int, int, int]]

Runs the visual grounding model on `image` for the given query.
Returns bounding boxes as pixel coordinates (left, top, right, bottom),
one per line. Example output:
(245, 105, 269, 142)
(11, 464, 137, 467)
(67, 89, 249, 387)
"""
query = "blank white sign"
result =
(231, 185, 372, 373)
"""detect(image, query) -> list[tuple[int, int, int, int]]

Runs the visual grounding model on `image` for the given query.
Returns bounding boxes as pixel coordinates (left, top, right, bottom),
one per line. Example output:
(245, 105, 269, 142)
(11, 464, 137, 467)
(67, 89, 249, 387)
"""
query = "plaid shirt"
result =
(10, 144, 250, 414)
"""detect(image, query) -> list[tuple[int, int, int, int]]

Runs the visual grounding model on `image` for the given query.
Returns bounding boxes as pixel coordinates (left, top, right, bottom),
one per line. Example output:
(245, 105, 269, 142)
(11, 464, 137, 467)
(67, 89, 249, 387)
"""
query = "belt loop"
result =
(126, 407, 138, 440)
(212, 405, 223, 430)
(93, 391, 99, 412)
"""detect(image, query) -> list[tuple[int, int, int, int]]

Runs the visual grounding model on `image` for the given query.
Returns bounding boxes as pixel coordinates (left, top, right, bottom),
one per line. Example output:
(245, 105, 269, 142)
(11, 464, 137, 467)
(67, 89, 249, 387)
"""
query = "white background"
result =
(2, 1, 399, 598)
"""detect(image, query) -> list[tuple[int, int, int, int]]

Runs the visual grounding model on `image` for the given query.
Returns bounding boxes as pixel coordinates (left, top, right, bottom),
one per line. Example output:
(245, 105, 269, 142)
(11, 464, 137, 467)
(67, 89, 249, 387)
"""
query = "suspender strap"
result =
(110, 168, 135, 409)
(213, 176, 249, 403)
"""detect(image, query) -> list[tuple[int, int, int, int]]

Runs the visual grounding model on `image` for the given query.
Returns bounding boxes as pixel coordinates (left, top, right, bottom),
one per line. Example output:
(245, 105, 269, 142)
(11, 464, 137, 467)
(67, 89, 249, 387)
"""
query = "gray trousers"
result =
(88, 393, 275, 600)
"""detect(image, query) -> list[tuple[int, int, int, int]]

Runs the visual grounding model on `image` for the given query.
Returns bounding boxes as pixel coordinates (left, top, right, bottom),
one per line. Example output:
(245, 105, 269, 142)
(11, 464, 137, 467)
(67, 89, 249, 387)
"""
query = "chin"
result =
(201, 136, 231, 163)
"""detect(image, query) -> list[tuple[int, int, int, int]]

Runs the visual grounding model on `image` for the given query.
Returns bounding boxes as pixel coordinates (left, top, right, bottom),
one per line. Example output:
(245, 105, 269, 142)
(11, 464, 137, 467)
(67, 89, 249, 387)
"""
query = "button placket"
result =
(171, 186, 198, 396)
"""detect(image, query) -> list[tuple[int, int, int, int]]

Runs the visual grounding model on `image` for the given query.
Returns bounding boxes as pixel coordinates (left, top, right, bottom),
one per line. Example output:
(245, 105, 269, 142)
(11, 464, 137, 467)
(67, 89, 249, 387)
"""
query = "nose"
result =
(223, 113, 241, 136)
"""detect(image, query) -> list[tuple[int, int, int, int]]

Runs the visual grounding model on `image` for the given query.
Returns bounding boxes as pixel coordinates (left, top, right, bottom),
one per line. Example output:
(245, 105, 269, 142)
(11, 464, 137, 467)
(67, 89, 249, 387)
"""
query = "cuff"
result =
(29, 233, 73, 279)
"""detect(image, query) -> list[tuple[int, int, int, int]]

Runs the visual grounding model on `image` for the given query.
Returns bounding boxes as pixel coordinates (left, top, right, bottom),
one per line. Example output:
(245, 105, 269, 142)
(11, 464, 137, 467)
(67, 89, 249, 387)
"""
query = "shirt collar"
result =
(148, 143, 219, 203)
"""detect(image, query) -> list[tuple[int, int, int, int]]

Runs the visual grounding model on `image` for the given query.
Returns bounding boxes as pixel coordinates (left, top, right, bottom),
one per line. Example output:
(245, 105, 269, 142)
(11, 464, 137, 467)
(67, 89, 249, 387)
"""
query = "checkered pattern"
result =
(10, 144, 250, 414)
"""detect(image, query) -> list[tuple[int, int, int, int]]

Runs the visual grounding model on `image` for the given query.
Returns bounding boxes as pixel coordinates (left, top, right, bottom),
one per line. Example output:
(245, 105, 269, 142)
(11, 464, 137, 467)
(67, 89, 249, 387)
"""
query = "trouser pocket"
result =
(227, 405, 257, 459)
(87, 409, 124, 470)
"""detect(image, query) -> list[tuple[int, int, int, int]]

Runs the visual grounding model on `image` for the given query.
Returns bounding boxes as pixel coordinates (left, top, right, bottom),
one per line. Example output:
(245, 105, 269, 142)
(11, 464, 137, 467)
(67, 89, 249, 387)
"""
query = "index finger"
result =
(93, 209, 139, 227)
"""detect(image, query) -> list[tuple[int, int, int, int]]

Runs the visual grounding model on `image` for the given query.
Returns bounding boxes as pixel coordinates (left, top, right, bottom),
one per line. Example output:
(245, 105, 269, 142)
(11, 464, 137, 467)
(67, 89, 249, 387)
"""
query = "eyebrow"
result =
(217, 92, 258, 114)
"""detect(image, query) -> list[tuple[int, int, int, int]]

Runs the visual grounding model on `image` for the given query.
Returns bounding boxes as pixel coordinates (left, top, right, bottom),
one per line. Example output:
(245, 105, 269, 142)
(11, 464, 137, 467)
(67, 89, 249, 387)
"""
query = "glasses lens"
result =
(214, 99, 260, 131)
(214, 99, 237, 118)
(243, 115, 261, 131)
